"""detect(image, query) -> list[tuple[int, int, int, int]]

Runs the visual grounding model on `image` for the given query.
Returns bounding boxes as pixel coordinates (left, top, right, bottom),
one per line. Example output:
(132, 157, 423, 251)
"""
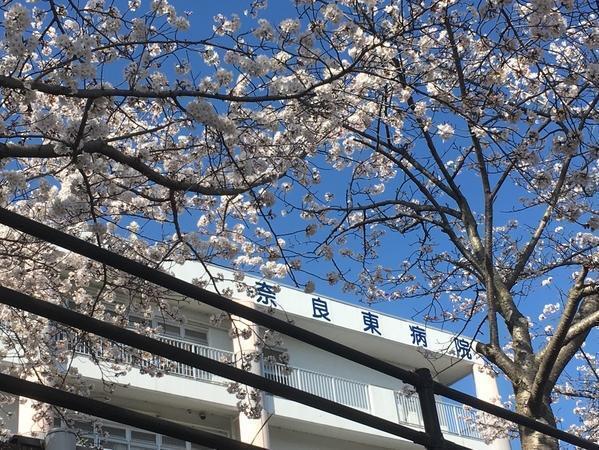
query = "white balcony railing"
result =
(395, 391, 482, 440)
(263, 361, 370, 411)
(59, 332, 233, 384)
(59, 332, 483, 441)
(154, 336, 234, 383)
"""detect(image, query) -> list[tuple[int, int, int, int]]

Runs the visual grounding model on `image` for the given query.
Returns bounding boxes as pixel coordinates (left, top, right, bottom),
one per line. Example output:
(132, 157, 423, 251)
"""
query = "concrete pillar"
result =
(370, 385, 400, 422)
(16, 397, 51, 437)
(472, 364, 511, 450)
(45, 428, 76, 450)
(231, 302, 271, 449)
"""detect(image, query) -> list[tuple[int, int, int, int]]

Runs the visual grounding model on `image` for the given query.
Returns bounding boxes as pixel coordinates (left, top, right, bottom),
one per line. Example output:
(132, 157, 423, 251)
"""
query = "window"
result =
(103, 425, 127, 439)
(72, 420, 93, 433)
(64, 419, 227, 449)
(154, 320, 208, 346)
(161, 323, 181, 338)
(130, 429, 157, 449)
(131, 429, 156, 443)
(103, 443, 128, 450)
(128, 315, 143, 325)
(161, 435, 187, 449)
(183, 328, 208, 345)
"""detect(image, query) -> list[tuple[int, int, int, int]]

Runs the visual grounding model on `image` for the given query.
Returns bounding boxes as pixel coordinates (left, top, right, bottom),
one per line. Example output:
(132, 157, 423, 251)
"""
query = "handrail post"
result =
(415, 368, 445, 450)
(331, 374, 337, 403)
(453, 404, 462, 436)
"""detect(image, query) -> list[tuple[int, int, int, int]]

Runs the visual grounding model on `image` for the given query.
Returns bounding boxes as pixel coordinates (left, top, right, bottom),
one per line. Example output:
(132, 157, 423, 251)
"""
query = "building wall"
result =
(0, 316, 493, 449)
(0, 395, 18, 434)
(282, 336, 405, 389)
(269, 426, 396, 450)
(0, 265, 506, 450)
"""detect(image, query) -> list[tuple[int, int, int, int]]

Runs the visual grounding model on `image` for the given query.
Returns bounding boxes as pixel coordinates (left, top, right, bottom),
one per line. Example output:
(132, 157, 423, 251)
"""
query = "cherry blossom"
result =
(0, 0, 597, 448)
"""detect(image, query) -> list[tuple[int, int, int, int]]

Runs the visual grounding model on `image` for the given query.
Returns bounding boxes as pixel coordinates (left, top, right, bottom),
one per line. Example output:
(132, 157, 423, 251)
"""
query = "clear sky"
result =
(162, 1, 596, 446)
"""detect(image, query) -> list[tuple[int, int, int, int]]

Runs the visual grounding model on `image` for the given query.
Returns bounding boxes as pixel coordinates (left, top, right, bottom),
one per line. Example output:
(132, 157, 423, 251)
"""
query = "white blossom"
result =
(436, 123, 455, 141)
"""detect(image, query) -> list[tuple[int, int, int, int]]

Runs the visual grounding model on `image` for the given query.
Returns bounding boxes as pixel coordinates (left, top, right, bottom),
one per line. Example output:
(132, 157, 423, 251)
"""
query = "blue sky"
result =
(136, 1, 596, 445)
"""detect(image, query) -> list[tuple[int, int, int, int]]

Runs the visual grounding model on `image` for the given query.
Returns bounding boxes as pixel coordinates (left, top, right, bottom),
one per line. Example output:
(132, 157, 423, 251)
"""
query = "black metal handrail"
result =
(0, 208, 596, 450)
(0, 285, 441, 449)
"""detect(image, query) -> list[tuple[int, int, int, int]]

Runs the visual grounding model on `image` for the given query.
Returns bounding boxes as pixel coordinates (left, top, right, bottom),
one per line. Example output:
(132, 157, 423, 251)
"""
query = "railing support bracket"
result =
(415, 368, 446, 450)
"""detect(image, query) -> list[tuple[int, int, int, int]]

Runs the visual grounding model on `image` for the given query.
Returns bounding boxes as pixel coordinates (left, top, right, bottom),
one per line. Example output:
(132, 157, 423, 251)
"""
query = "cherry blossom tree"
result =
(0, 0, 597, 448)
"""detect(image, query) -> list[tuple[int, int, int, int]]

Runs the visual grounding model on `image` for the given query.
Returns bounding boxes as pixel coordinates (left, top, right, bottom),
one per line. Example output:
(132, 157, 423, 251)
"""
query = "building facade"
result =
(3, 263, 511, 450)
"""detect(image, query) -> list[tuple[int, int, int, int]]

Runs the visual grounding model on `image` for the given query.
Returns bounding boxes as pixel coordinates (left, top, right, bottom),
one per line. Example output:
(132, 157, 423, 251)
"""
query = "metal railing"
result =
(62, 332, 484, 440)
(58, 332, 233, 384)
(2, 209, 598, 450)
(263, 361, 370, 411)
(70, 419, 226, 450)
(396, 391, 482, 440)
(157, 336, 233, 383)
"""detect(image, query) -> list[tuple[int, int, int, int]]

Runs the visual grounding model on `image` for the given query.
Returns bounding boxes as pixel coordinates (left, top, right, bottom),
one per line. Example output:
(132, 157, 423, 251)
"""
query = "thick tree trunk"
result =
(519, 427, 559, 450)
(515, 389, 559, 450)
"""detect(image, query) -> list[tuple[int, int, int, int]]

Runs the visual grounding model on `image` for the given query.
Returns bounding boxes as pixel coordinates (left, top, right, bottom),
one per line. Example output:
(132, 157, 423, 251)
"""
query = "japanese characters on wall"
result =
(174, 263, 479, 363)
(254, 279, 476, 362)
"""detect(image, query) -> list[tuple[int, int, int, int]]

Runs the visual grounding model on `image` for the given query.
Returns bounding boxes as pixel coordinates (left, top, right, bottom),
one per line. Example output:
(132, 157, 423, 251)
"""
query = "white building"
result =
(4, 263, 511, 450)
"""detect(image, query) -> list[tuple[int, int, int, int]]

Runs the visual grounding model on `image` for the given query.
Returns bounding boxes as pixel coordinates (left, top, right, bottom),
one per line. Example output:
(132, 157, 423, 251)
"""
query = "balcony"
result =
(395, 391, 482, 440)
(60, 332, 234, 384)
(264, 362, 483, 442)
(263, 361, 370, 411)
(61, 333, 483, 443)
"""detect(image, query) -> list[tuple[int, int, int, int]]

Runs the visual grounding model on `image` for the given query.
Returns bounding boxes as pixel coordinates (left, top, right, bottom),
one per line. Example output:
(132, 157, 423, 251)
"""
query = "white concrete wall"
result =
(269, 426, 397, 450)
(72, 356, 237, 409)
(232, 306, 270, 448)
(282, 336, 403, 390)
(269, 395, 490, 450)
(472, 365, 512, 450)
(106, 393, 235, 435)
(270, 397, 399, 440)
(370, 385, 400, 423)
(174, 262, 484, 365)
(56, 325, 490, 450)
(0, 264, 500, 450)
(265, 335, 492, 450)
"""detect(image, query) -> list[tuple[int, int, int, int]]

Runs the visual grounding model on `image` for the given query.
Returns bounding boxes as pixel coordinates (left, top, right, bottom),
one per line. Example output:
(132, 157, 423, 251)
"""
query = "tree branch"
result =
(530, 268, 591, 407)
(0, 141, 275, 196)
(0, 53, 363, 103)
(563, 293, 599, 345)
(506, 156, 574, 289)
